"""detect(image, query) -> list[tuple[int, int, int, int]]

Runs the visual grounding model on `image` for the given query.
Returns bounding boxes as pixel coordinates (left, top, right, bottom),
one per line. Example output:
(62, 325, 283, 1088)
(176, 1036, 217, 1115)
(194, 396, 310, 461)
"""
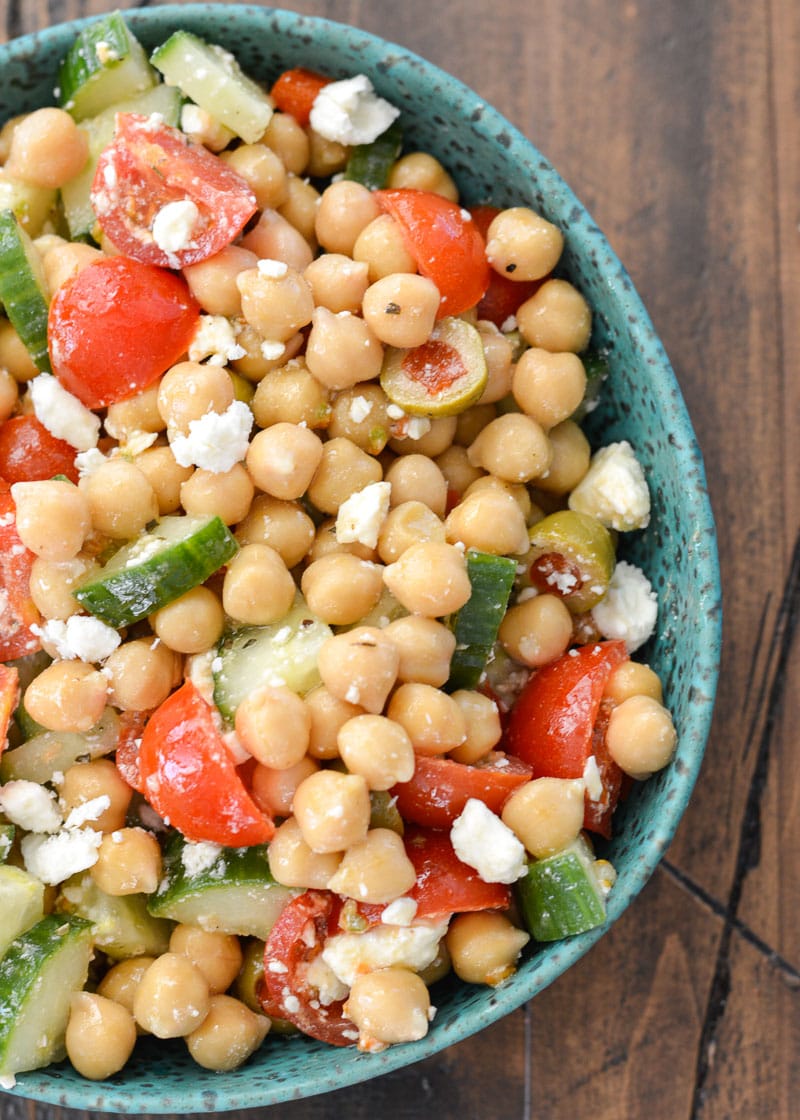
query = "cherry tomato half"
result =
(404, 826, 511, 919)
(91, 113, 258, 269)
(48, 256, 200, 409)
(391, 752, 532, 830)
(0, 480, 42, 660)
(270, 68, 332, 126)
(0, 664, 20, 755)
(0, 415, 78, 484)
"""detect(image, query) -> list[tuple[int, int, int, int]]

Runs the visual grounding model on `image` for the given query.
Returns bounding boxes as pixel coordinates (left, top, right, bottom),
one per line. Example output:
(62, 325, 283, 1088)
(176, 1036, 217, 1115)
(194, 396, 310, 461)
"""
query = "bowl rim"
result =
(0, 4, 722, 1112)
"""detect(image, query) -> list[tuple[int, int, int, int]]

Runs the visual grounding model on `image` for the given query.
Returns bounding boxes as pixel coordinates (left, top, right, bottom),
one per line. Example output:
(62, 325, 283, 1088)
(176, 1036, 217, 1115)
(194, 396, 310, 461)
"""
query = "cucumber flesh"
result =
(151, 31, 273, 144)
(0, 913, 93, 1078)
(446, 549, 517, 691)
(58, 11, 157, 121)
(212, 595, 333, 721)
(148, 832, 295, 940)
(0, 865, 45, 957)
(59, 873, 172, 960)
(74, 514, 239, 627)
(62, 83, 183, 241)
(0, 210, 51, 373)
(0, 176, 57, 238)
(0, 706, 120, 785)
(515, 837, 608, 941)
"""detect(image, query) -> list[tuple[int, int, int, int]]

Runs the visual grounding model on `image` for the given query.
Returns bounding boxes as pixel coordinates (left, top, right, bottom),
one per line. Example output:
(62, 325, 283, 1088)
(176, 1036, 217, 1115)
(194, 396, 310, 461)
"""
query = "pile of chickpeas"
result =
(0, 59, 678, 1075)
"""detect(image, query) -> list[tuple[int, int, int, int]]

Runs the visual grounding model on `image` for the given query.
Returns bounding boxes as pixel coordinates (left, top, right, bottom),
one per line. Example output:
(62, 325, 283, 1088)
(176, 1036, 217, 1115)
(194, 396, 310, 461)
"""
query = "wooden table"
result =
(2, 0, 798, 1117)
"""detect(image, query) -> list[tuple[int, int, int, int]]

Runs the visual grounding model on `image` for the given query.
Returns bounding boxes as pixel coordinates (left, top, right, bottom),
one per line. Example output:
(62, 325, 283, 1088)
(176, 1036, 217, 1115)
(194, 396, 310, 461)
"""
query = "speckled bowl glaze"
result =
(0, 5, 721, 1112)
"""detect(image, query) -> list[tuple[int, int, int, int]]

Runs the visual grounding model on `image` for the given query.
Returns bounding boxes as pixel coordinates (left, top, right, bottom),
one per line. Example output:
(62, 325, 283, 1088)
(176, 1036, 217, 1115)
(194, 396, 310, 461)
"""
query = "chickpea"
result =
(534, 419, 591, 495)
(455, 403, 498, 447)
(304, 254, 370, 314)
(301, 553, 384, 626)
(388, 151, 458, 200)
(133, 953, 211, 1039)
(327, 828, 417, 904)
(169, 925, 243, 995)
(308, 517, 378, 564)
(180, 463, 255, 524)
(315, 180, 381, 255)
(157, 361, 235, 436)
(337, 714, 415, 790)
(388, 415, 457, 459)
(306, 128, 349, 178)
(149, 586, 224, 654)
(11, 480, 90, 560)
(435, 444, 484, 496)
(232, 324, 305, 383)
(385, 454, 447, 517)
(29, 556, 97, 621)
(377, 501, 446, 565)
(6, 108, 88, 188)
(383, 616, 456, 687)
(0, 367, 19, 421)
(512, 348, 587, 430)
(90, 827, 162, 895)
(186, 994, 269, 1071)
(246, 422, 323, 500)
(317, 627, 400, 714)
(180, 104, 235, 151)
(97, 957, 156, 1018)
(382, 541, 471, 617)
(361, 273, 440, 348)
(485, 206, 564, 282)
(604, 660, 664, 705)
(305, 686, 363, 760)
(234, 684, 311, 769)
(516, 278, 592, 354)
(445, 486, 529, 556)
(24, 661, 108, 733)
(240, 208, 314, 272)
(104, 637, 179, 712)
(387, 683, 467, 756)
(134, 445, 194, 515)
(104, 383, 164, 442)
(307, 437, 383, 515)
(304, 307, 384, 391)
(445, 912, 530, 986)
(498, 594, 574, 667)
(235, 494, 316, 567)
(237, 263, 315, 341)
(448, 690, 503, 763)
(0, 319, 38, 381)
(251, 755, 319, 818)
(501, 777, 586, 857)
(293, 769, 371, 853)
(464, 473, 532, 520)
(183, 245, 259, 317)
(42, 240, 103, 295)
(60, 759, 133, 834)
(344, 968, 432, 1045)
(251, 358, 330, 430)
(327, 383, 393, 455)
(262, 111, 310, 174)
(267, 816, 343, 888)
(467, 412, 552, 483)
(221, 543, 296, 627)
(81, 460, 158, 540)
(66, 992, 136, 1080)
(278, 175, 321, 246)
(477, 321, 515, 403)
(220, 143, 288, 209)
(353, 214, 417, 282)
(606, 695, 678, 779)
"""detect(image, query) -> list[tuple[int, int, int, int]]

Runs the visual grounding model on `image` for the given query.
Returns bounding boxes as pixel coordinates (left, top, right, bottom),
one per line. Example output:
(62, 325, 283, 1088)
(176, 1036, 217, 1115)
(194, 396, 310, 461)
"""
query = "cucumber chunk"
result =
(148, 832, 295, 940)
(58, 11, 157, 121)
(344, 119, 403, 190)
(0, 865, 45, 957)
(380, 316, 487, 417)
(0, 913, 93, 1079)
(74, 514, 238, 627)
(0, 210, 51, 373)
(62, 82, 183, 240)
(151, 31, 273, 144)
(446, 549, 517, 692)
(515, 836, 609, 941)
(0, 176, 57, 238)
(59, 873, 172, 960)
(212, 596, 333, 721)
(0, 706, 120, 785)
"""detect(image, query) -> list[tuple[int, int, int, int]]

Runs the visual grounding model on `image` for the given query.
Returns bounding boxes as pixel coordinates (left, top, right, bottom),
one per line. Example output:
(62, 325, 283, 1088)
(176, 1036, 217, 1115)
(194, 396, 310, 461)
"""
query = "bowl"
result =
(0, 4, 722, 1112)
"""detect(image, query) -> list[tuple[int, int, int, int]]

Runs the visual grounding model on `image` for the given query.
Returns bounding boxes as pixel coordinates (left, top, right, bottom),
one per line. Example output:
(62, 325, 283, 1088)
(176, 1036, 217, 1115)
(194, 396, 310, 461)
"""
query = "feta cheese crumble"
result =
(309, 74, 400, 146)
(32, 615, 121, 663)
(0, 780, 62, 833)
(335, 481, 392, 549)
(28, 373, 101, 452)
(152, 198, 200, 255)
(450, 798, 527, 884)
(20, 828, 103, 885)
(591, 559, 658, 652)
(321, 920, 448, 987)
(170, 400, 253, 473)
(568, 440, 651, 531)
(188, 314, 246, 366)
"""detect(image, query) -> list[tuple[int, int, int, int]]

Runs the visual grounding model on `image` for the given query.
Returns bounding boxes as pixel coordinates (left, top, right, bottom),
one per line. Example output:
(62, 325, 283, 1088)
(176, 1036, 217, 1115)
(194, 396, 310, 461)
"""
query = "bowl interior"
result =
(0, 4, 721, 1112)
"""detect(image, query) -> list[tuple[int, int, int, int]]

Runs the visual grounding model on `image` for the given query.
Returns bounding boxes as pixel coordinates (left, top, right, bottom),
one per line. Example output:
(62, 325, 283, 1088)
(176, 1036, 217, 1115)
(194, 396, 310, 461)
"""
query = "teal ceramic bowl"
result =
(0, 5, 721, 1112)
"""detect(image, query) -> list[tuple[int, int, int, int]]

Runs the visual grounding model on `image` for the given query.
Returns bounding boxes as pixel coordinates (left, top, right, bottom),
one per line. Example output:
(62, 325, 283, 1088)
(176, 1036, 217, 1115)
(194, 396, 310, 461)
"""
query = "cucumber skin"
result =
(446, 550, 517, 692)
(58, 11, 156, 121)
(0, 210, 51, 374)
(515, 848, 607, 941)
(345, 119, 403, 190)
(74, 516, 238, 627)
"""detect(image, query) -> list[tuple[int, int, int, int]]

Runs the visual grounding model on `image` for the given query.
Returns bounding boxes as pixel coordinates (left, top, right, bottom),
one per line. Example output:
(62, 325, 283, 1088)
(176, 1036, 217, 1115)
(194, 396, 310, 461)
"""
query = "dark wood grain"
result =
(1, 1, 798, 1117)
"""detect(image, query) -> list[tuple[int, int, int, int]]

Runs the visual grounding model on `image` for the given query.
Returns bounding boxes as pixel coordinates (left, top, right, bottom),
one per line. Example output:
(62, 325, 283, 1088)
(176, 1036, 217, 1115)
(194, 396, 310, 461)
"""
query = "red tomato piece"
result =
(270, 67, 332, 126)
(0, 416, 78, 484)
(404, 826, 511, 919)
(391, 752, 532, 830)
(503, 640, 628, 834)
(91, 114, 258, 269)
(114, 710, 149, 794)
(138, 681, 274, 847)
(583, 698, 625, 839)
(374, 189, 491, 318)
(48, 256, 200, 408)
(261, 890, 355, 1046)
(469, 204, 541, 326)
(0, 480, 41, 660)
(0, 664, 20, 754)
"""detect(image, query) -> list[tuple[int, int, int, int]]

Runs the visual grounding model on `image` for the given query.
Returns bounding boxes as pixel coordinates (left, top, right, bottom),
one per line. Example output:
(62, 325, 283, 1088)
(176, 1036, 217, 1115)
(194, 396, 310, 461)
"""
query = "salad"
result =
(0, 12, 678, 1084)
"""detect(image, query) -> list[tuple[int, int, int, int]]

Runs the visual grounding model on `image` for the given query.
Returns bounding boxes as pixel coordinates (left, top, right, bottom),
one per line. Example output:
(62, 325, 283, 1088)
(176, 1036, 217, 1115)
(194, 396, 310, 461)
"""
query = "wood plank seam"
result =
(690, 527, 800, 1117)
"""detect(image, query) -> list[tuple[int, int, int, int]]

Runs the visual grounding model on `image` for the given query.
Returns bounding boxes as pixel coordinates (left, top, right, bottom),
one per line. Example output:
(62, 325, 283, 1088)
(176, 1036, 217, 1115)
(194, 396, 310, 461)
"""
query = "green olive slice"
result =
(380, 316, 488, 417)
(525, 509, 616, 613)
